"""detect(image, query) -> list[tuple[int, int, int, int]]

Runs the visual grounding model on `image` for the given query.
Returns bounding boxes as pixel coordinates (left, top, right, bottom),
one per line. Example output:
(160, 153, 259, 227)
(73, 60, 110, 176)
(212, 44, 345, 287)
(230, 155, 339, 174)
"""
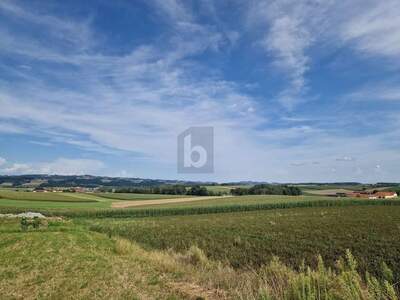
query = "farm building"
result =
(373, 191, 398, 199)
(345, 191, 397, 199)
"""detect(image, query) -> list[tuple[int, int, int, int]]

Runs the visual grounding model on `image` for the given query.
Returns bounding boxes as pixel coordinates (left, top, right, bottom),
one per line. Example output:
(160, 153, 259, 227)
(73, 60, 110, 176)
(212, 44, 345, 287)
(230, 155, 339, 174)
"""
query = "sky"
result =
(1, 0, 400, 183)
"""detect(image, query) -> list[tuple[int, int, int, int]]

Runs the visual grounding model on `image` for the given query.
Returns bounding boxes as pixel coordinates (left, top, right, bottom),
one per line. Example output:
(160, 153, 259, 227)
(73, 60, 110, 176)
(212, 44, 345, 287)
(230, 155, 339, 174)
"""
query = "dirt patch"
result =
(168, 281, 227, 300)
(111, 196, 232, 208)
(304, 189, 352, 196)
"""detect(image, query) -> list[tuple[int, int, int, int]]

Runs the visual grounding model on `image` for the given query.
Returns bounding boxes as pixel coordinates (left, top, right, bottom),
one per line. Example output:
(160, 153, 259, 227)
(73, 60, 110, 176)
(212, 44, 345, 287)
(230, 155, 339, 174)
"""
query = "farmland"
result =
(0, 189, 340, 212)
(0, 190, 200, 210)
(1, 188, 400, 298)
(88, 205, 400, 278)
(96, 192, 194, 201)
(0, 190, 98, 202)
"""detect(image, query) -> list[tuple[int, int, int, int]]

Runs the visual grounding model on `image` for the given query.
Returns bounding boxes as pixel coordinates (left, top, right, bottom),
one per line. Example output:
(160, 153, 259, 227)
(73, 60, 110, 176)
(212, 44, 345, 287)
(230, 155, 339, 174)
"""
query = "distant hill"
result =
(0, 174, 215, 188)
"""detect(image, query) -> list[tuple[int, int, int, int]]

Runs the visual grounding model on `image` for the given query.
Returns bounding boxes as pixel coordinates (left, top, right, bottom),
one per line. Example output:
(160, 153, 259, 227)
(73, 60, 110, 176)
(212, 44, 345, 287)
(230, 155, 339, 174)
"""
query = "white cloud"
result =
(0, 121, 26, 134)
(340, 0, 400, 58)
(347, 85, 400, 102)
(263, 15, 311, 108)
(1, 158, 105, 175)
(0, 0, 93, 51)
(2, 163, 32, 174)
(247, 0, 334, 109)
(247, 0, 400, 109)
(336, 156, 355, 162)
(0, 157, 6, 166)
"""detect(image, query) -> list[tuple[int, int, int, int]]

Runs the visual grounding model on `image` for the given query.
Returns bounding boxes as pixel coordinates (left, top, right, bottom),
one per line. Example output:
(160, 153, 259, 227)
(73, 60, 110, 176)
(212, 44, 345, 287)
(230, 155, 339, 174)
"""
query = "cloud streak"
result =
(0, 158, 105, 175)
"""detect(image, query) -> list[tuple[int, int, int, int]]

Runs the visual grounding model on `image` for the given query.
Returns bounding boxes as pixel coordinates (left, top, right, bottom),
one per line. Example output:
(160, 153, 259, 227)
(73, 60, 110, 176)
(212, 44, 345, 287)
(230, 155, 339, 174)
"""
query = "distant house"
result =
(373, 191, 398, 199)
(346, 191, 397, 199)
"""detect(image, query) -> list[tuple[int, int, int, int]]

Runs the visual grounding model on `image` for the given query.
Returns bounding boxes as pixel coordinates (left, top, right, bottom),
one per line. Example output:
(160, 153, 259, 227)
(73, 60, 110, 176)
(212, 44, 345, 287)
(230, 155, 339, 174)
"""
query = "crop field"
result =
(202, 185, 252, 193)
(0, 191, 338, 212)
(89, 205, 400, 280)
(0, 190, 199, 210)
(95, 192, 193, 201)
(134, 195, 335, 209)
(1, 197, 400, 298)
(0, 190, 99, 202)
(303, 188, 353, 195)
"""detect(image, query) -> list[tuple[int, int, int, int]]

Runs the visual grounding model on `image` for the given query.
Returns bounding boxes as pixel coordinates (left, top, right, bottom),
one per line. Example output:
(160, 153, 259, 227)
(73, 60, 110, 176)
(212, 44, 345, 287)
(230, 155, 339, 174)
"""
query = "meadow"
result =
(0, 190, 197, 210)
(0, 190, 98, 202)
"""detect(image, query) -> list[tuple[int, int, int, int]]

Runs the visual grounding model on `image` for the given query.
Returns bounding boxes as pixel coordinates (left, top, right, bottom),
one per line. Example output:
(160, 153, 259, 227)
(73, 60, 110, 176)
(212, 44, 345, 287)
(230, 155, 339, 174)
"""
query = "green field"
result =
(0, 190, 197, 210)
(0, 219, 185, 299)
(1, 190, 400, 298)
(1, 195, 400, 298)
(2, 205, 399, 299)
(202, 185, 252, 193)
(95, 192, 193, 201)
(0, 190, 99, 202)
(135, 195, 334, 209)
(88, 205, 400, 279)
(0, 190, 335, 212)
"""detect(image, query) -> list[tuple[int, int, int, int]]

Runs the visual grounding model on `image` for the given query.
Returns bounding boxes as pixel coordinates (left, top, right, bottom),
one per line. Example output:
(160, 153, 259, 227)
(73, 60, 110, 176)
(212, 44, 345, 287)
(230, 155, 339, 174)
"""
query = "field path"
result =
(111, 196, 233, 208)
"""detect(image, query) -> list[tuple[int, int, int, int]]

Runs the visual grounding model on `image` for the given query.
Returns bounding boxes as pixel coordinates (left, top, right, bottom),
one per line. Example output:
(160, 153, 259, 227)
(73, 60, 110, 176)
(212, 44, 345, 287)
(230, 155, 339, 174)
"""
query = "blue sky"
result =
(1, 0, 400, 182)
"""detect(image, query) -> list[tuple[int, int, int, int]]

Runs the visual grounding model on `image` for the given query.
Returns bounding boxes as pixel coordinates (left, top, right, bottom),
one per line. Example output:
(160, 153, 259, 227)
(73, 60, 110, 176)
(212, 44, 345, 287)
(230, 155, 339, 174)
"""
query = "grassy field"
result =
(0, 190, 99, 202)
(1, 188, 400, 298)
(1, 215, 398, 299)
(89, 205, 400, 280)
(0, 191, 334, 211)
(134, 195, 334, 209)
(0, 190, 198, 210)
(202, 185, 252, 193)
(0, 219, 187, 299)
(96, 192, 194, 201)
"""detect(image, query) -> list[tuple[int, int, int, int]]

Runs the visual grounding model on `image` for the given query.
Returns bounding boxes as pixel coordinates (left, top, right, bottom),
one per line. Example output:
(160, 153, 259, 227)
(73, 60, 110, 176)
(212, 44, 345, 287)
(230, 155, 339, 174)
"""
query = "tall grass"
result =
(238, 249, 399, 299)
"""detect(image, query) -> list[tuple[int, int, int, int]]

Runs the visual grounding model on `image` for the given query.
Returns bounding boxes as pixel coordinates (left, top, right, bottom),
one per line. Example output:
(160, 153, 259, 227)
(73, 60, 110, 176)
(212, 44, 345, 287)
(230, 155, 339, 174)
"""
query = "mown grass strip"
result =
(1, 199, 400, 218)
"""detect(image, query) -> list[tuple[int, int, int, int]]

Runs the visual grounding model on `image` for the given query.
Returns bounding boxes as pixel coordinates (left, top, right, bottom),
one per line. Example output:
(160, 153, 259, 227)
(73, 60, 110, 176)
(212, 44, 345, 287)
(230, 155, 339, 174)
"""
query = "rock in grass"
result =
(17, 212, 46, 218)
(0, 212, 46, 219)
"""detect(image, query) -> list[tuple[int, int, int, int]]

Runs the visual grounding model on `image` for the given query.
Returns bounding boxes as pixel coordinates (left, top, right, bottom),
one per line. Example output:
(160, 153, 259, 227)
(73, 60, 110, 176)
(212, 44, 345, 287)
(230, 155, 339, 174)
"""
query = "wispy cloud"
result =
(247, 0, 400, 109)
(340, 0, 400, 59)
(347, 84, 400, 102)
(247, 0, 332, 109)
(0, 158, 104, 175)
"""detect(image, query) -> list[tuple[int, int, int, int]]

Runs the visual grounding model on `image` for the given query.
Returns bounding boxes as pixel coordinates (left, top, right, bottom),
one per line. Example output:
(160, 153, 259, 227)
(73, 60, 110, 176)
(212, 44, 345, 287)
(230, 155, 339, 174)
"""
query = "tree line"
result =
(230, 184, 302, 196)
(102, 185, 227, 196)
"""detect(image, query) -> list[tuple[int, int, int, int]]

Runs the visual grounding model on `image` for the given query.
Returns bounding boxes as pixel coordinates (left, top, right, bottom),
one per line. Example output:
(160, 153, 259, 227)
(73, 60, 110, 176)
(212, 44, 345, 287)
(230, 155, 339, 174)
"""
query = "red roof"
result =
(374, 191, 397, 197)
